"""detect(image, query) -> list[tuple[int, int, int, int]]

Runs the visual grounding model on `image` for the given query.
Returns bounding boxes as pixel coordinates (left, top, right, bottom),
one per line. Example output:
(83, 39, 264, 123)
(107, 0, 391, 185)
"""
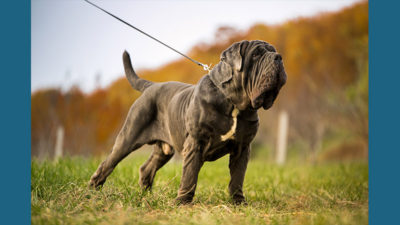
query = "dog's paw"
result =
(138, 179, 152, 191)
(88, 179, 101, 190)
(232, 196, 247, 205)
(175, 196, 193, 205)
(88, 173, 104, 190)
(138, 170, 154, 191)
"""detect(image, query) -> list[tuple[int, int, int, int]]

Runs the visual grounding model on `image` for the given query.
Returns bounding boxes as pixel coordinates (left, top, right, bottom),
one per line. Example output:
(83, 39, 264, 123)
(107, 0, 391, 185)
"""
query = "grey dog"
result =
(89, 40, 287, 204)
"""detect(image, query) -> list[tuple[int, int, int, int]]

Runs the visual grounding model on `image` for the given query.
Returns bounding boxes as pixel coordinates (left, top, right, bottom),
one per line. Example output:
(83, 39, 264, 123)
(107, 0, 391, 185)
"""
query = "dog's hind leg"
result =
(89, 96, 156, 189)
(139, 142, 174, 190)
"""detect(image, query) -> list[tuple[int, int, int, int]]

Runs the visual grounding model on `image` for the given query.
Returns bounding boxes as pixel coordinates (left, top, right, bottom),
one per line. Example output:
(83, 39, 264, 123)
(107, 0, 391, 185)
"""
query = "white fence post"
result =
(54, 126, 64, 159)
(276, 110, 289, 165)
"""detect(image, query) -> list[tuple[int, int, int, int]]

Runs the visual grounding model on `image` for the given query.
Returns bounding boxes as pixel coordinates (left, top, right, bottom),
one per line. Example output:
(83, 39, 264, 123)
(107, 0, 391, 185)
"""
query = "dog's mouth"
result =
(251, 89, 277, 110)
(250, 71, 280, 110)
(247, 53, 286, 110)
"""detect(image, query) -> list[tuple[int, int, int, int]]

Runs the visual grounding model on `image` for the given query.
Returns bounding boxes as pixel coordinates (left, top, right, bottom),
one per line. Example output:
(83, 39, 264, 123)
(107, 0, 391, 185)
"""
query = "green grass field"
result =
(31, 152, 368, 225)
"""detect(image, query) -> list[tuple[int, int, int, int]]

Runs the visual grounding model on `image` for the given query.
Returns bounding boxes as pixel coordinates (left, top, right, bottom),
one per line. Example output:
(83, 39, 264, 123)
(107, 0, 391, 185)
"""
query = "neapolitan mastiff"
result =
(89, 40, 287, 204)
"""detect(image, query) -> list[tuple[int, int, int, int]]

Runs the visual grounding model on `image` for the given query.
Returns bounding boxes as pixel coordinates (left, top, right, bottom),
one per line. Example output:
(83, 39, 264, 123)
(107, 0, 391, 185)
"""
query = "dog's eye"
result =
(266, 46, 276, 52)
(252, 49, 264, 58)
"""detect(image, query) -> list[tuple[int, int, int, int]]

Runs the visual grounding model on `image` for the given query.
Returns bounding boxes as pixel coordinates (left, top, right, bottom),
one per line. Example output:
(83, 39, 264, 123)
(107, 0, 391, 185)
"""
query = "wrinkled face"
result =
(243, 41, 287, 109)
(210, 40, 287, 110)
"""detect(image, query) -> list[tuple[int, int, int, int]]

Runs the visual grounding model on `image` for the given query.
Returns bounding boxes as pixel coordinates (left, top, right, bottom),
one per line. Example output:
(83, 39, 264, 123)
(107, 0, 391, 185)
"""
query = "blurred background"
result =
(31, 0, 368, 163)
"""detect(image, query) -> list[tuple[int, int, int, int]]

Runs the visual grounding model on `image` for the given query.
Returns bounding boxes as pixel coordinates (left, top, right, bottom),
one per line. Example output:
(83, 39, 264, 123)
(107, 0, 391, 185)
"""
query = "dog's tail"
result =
(123, 51, 153, 92)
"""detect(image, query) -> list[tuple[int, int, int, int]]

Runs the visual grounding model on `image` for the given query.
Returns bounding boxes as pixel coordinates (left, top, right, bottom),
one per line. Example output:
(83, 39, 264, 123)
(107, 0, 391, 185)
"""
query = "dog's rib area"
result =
(220, 107, 239, 141)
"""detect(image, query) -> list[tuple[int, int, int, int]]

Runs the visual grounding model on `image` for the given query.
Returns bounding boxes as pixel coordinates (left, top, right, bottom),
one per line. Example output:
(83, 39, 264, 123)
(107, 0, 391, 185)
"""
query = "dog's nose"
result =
(274, 54, 282, 62)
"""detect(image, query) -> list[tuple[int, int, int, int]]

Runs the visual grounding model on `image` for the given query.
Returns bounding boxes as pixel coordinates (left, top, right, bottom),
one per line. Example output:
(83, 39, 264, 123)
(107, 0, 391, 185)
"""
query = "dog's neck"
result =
(206, 71, 259, 122)
(208, 62, 238, 107)
(208, 63, 253, 112)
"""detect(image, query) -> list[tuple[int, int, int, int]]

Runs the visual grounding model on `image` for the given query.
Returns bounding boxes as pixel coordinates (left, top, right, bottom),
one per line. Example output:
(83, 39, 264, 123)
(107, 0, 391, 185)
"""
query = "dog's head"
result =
(209, 40, 287, 110)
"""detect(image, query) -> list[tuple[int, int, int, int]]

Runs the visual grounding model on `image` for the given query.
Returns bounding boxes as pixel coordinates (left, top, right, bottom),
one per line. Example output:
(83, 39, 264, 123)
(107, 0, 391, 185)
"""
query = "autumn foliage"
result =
(31, 1, 368, 160)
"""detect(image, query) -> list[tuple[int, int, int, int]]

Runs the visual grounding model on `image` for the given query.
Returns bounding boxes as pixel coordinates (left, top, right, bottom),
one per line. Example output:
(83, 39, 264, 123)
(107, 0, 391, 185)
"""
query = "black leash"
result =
(84, 0, 211, 71)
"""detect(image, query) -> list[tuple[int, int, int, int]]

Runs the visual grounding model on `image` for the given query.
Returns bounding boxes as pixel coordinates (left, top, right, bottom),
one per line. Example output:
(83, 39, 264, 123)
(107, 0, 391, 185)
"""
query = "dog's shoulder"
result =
(184, 76, 234, 139)
(191, 76, 232, 115)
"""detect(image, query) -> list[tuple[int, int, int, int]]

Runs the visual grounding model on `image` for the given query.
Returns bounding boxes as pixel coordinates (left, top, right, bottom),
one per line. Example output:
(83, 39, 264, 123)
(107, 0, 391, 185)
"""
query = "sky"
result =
(32, 0, 361, 93)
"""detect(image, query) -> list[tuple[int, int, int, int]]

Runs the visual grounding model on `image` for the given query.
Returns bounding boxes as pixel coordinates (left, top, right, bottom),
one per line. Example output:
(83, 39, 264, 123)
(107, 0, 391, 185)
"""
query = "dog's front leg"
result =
(229, 144, 250, 204)
(176, 138, 204, 205)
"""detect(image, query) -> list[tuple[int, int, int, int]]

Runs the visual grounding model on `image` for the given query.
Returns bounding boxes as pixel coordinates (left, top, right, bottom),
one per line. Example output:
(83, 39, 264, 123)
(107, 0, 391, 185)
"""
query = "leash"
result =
(83, 0, 211, 72)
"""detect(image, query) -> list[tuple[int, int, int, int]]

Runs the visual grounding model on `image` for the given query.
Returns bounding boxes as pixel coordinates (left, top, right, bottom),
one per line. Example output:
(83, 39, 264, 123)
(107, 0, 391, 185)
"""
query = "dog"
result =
(89, 40, 287, 204)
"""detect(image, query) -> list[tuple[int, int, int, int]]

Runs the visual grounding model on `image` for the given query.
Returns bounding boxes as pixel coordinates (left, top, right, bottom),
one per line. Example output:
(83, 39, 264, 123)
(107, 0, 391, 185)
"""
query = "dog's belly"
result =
(165, 87, 194, 152)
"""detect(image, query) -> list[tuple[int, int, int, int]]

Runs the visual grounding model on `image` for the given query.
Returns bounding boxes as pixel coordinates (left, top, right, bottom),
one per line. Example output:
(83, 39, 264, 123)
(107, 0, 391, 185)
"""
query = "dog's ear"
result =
(220, 40, 249, 72)
(211, 41, 249, 85)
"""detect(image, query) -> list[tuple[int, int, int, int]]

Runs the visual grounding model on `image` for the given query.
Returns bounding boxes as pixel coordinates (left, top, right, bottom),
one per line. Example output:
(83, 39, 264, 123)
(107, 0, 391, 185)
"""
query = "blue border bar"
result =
(370, 0, 400, 224)
(0, 0, 398, 224)
(0, 0, 31, 223)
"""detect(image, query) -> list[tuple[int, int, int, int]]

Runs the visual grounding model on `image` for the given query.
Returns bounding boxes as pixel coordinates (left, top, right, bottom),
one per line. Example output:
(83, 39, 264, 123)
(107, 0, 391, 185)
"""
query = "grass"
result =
(31, 151, 368, 225)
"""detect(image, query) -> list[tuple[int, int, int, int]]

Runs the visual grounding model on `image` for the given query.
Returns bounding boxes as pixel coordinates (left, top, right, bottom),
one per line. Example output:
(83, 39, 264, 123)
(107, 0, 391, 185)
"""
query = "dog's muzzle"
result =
(251, 89, 277, 110)
(250, 58, 283, 109)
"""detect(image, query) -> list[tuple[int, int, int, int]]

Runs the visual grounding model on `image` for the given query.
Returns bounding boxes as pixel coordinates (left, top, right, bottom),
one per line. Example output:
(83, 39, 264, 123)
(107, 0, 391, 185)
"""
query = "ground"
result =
(31, 151, 368, 225)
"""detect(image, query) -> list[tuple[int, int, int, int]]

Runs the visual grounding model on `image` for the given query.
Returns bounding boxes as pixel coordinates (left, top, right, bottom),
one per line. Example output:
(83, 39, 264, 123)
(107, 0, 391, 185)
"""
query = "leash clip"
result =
(201, 63, 212, 72)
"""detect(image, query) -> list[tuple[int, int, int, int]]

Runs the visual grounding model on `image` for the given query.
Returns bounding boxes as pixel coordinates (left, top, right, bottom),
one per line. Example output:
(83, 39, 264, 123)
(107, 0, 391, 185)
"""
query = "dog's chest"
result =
(220, 107, 239, 141)
(218, 109, 259, 144)
(183, 77, 259, 151)
(201, 109, 259, 161)
(200, 107, 258, 151)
